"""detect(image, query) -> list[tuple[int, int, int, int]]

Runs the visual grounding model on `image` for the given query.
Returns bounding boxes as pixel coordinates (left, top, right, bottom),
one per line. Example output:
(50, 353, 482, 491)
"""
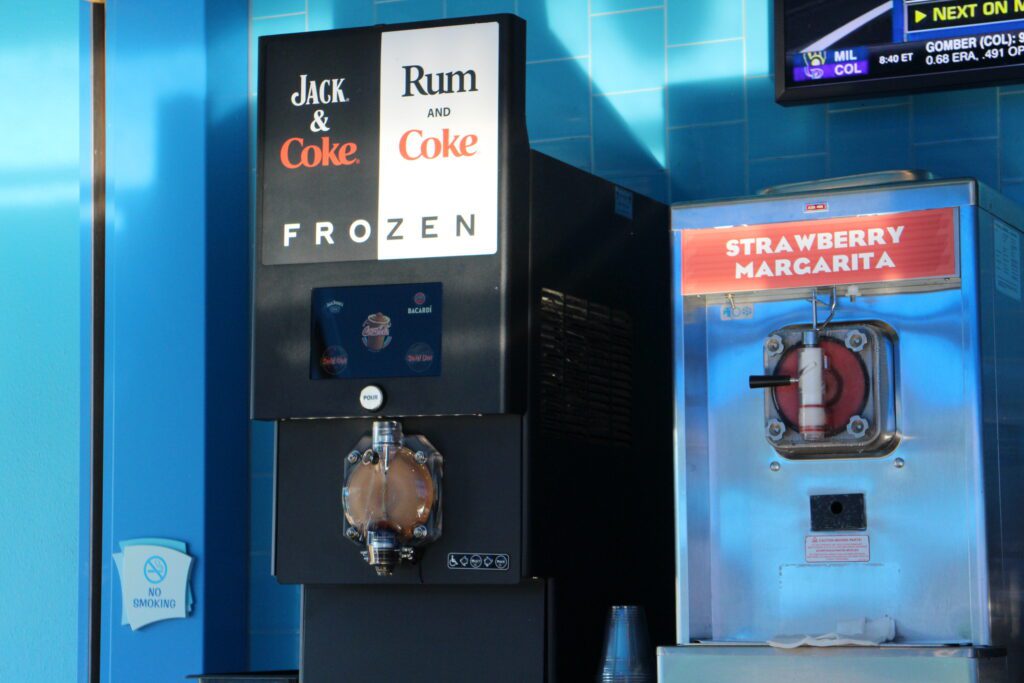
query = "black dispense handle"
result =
(749, 375, 797, 389)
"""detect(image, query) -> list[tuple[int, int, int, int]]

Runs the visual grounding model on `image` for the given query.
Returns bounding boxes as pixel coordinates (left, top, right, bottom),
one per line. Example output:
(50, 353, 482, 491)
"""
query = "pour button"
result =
(359, 385, 385, 411)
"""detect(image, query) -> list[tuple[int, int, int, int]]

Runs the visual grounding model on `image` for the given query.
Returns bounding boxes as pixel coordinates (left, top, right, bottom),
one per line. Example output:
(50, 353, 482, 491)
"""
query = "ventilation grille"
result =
(538, 288, 633, 447)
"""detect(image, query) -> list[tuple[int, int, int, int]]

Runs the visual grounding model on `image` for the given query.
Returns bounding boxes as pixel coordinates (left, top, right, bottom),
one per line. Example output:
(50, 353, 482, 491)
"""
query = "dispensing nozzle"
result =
(749, 287, 838, 442)
(365, 528, 400, 576)
(797, 329, 826, 441)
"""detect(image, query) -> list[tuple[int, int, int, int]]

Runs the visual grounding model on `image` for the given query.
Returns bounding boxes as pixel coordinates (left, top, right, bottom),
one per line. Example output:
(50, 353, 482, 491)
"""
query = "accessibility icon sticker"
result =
(446, 552, 510, 571)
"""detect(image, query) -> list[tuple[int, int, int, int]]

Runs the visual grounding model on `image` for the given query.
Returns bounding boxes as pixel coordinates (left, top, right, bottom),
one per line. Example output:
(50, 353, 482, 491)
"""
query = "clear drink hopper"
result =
(342, 420, 443, 576)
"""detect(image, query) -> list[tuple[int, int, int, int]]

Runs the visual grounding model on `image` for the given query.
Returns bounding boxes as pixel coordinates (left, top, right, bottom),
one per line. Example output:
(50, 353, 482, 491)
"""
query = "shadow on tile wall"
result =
(247, 0, 1024, 669)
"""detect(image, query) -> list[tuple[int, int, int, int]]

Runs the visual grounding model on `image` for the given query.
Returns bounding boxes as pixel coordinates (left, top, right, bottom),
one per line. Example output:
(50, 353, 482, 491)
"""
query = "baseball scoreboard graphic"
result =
(777, 0, 1024, 101)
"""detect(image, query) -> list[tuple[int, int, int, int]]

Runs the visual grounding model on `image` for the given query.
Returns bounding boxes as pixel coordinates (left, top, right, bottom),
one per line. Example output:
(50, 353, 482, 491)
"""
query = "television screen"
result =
(776, 0, 1024, 103)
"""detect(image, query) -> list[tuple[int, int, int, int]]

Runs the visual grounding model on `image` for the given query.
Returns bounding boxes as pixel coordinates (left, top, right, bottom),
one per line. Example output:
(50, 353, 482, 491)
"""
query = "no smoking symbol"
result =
(144, 555, 168, 584)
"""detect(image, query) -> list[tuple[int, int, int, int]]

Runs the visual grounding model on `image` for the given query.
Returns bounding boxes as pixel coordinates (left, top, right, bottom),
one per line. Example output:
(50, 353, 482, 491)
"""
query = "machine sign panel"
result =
(377, 23, 500, 261)
(681, 208, 957, 295)
(260, 22, 501, 265)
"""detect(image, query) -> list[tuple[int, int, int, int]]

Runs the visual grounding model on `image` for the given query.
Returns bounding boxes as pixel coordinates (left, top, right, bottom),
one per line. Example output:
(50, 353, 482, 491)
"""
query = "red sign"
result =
(681, 208, 957, 295)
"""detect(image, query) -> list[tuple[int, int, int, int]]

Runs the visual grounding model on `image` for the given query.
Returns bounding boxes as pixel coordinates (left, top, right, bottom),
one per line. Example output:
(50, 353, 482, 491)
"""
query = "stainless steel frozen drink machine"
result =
(661, 173, 1024, 683)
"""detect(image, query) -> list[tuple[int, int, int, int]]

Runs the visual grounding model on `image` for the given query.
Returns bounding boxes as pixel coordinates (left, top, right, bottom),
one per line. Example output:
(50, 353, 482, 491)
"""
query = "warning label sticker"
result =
(805, 535, 870, 563)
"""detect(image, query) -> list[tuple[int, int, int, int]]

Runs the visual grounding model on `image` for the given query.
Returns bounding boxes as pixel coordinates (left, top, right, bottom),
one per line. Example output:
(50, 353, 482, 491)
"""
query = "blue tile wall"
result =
(914, 138, 999, 187)
(746, 77, 827, 159)
(518, 0, 589, 60)
(531, 136, 591, 171)
(1000, 92, 1024, 180)
(0, 4, 83, 682)
(745, 0, 771, 76)
(377, 0, 446, 24)
(248, 0, 1022, 668)
(828, 104, 912, 177)
(748, 154, 827, 193)
(448, 0, 517, 17)
(669, 123, 746, 200)
(527, 57, 590, 139)
(912, 89, 997, 143)
(593, 90, 666, 177)
(593, 0, 660, 13)
(592, 8, 664, 94)
(253, 0, 305, 17)
(668, 40, 744, 126)
(668, 0, 743, 45)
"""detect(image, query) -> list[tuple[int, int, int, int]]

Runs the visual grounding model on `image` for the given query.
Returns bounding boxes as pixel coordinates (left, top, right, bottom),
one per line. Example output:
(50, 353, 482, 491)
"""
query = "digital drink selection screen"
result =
(781, 0, 1024, 99)
(310, 282, 442, 380)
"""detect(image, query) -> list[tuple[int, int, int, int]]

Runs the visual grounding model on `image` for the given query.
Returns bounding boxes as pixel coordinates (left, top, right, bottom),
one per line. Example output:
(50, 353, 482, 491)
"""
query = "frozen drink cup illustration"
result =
(362, 313, 392, 351)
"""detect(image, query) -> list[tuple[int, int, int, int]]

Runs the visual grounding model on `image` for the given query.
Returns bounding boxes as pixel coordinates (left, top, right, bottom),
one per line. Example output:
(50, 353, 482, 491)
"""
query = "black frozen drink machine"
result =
(252, 15, 673, 681)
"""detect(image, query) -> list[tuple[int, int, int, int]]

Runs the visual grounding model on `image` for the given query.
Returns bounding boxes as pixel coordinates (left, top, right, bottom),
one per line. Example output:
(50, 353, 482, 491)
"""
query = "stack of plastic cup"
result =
(596, 605, 655, 682)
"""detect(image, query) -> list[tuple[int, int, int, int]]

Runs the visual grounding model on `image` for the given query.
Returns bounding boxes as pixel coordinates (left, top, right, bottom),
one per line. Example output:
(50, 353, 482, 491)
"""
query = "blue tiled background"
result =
(0, 3, 83, 681)
(247, 0, 1024, 668)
